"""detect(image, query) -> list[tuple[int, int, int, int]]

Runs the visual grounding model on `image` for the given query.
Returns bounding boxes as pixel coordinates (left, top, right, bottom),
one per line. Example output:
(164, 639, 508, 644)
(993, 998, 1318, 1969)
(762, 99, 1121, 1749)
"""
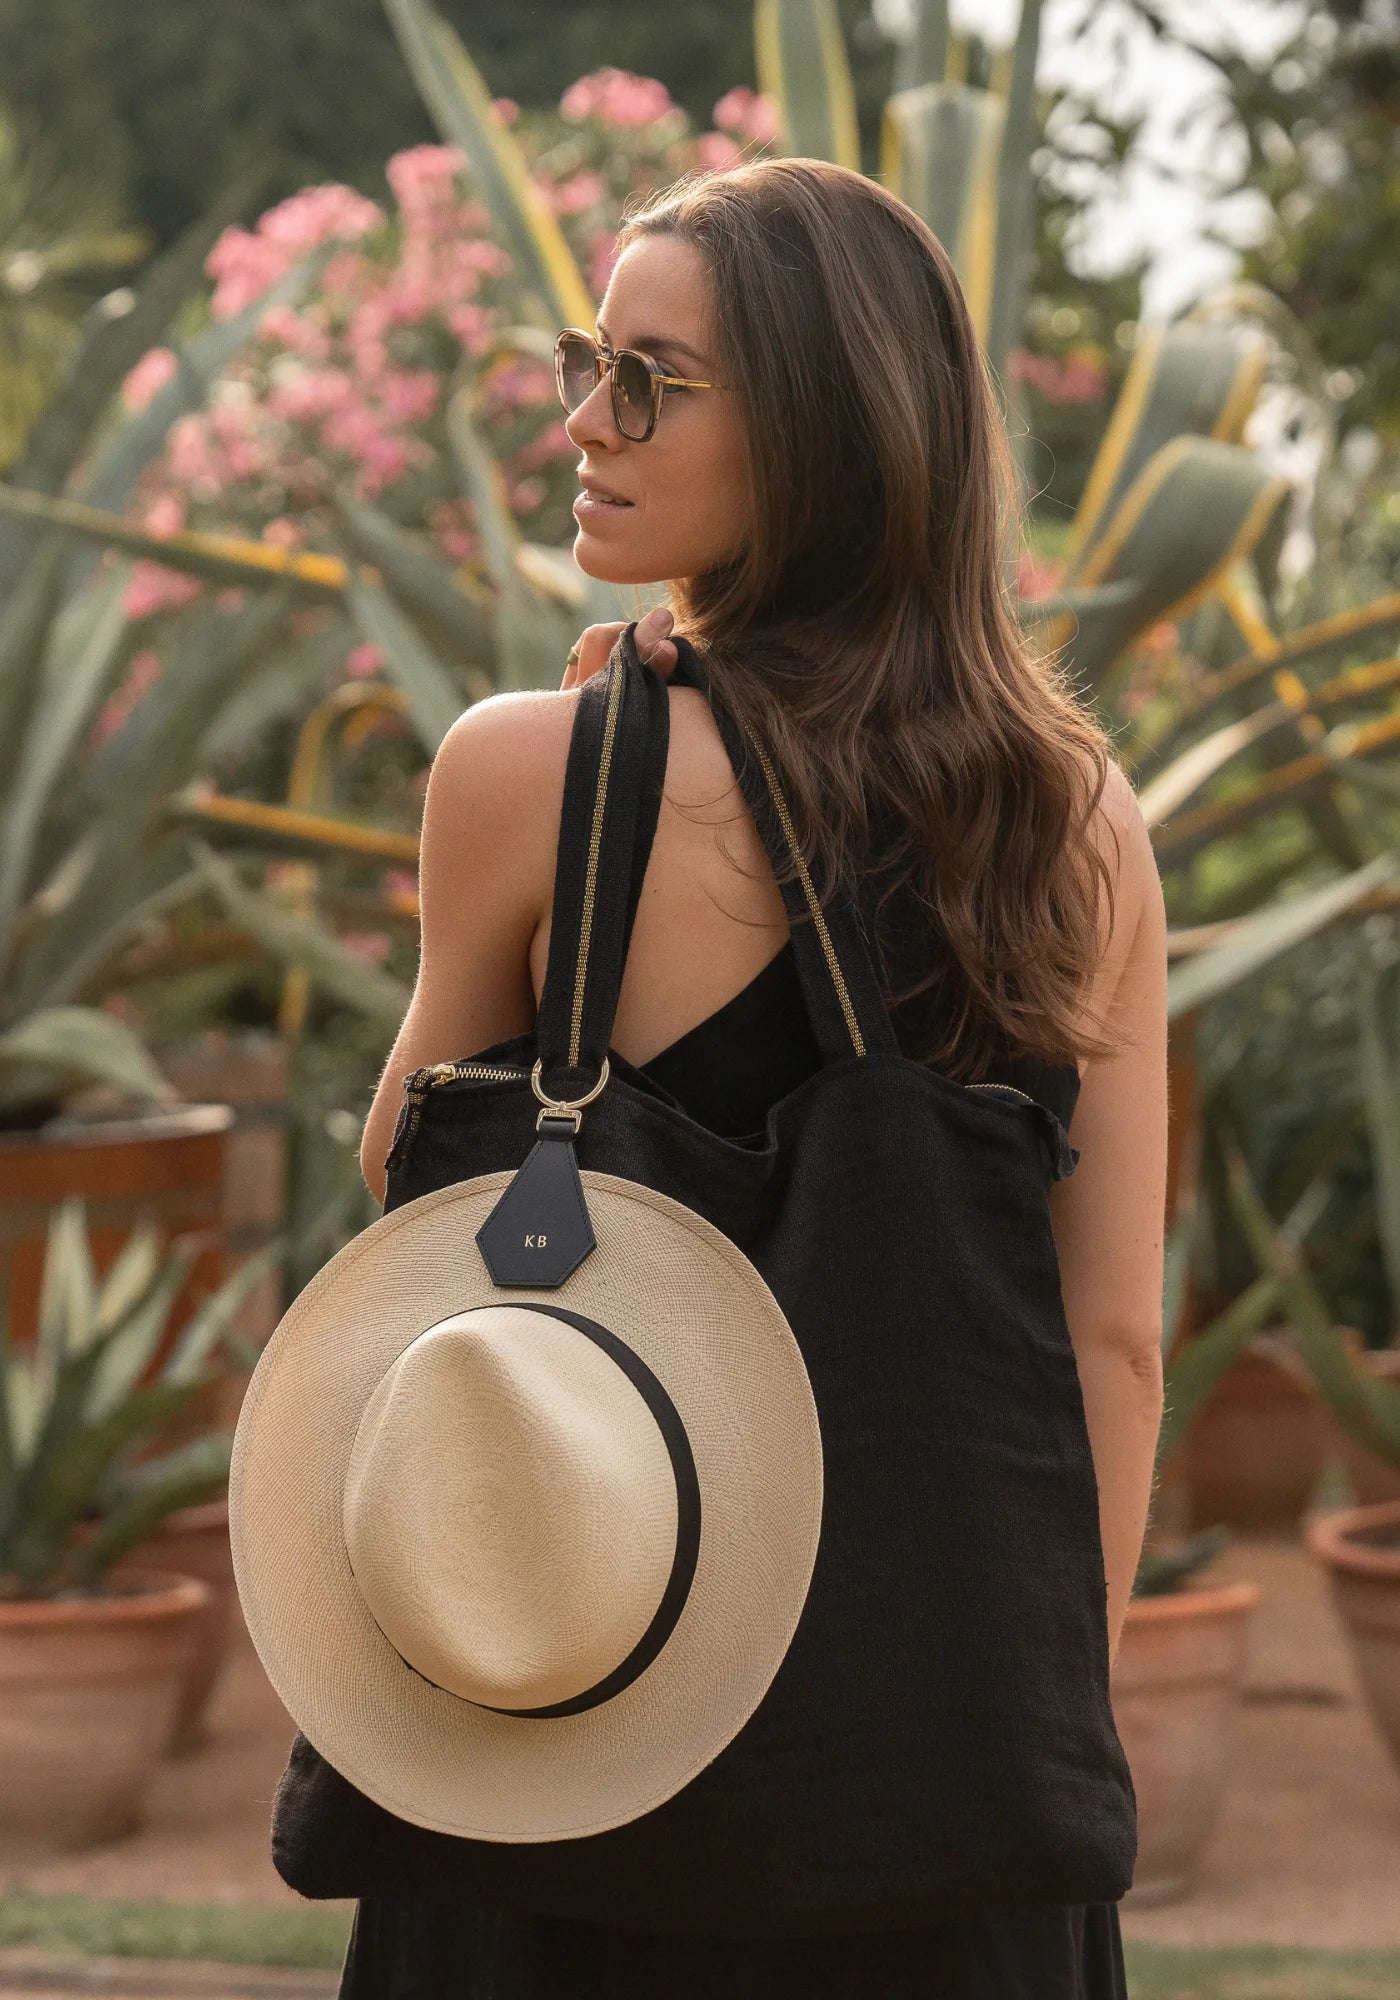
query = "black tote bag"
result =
(268, 624, 1138, 1937)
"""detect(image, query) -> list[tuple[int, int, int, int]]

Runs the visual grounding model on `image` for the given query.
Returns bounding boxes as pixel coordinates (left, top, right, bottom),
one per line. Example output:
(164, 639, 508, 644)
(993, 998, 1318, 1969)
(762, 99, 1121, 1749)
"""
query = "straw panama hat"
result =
(228, 1167, 824, 1842)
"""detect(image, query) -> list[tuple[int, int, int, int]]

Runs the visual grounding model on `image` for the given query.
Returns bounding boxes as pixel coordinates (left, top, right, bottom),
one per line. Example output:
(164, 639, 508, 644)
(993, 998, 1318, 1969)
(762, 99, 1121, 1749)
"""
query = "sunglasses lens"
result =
(556, 334, 600, 414)
(612, 352, 655, 439)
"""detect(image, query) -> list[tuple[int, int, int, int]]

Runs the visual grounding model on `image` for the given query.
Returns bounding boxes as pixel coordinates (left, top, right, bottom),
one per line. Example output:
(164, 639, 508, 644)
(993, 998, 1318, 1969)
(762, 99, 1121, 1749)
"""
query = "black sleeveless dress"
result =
(337, 921, 1129, 1998)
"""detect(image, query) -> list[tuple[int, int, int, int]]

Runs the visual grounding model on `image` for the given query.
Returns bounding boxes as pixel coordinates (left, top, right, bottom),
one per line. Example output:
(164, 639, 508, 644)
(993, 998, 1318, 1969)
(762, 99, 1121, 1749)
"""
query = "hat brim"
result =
(228, 1169, 824, 1841)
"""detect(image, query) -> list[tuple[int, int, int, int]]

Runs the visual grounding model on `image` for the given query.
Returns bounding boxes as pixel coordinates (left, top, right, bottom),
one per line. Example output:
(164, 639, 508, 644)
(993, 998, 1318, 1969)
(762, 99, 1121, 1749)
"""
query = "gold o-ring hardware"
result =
(531, 1055, 610, 1132)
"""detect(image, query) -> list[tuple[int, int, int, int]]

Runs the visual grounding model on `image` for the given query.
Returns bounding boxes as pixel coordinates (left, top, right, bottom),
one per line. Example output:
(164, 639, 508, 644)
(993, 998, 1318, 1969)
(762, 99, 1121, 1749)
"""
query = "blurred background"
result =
(1, 2, 1399, 1995)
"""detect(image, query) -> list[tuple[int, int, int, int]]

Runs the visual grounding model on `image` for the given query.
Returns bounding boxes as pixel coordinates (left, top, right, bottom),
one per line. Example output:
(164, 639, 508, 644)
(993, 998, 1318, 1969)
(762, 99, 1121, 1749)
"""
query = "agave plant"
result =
(0, 171, 364, 1125)
(0, 261, 459, 1127)
(0, 1196, 280, 1601)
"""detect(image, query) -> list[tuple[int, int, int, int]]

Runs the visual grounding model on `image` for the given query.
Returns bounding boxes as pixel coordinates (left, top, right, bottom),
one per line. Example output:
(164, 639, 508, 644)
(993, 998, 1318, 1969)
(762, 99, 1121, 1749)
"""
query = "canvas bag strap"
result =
(668, 637, 902, 1063)
(536, 623, 902, 1093)
(533, 626, 671, 1097)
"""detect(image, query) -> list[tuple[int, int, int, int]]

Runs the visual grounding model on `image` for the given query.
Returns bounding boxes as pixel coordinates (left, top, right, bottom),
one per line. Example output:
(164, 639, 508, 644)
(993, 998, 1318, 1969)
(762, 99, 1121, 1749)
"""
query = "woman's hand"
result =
(562, 607, 676, 689)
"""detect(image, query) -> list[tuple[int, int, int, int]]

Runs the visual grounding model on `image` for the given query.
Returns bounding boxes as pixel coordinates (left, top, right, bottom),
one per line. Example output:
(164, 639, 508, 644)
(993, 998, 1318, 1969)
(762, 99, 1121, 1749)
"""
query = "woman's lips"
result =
(574, 487, 634, 523)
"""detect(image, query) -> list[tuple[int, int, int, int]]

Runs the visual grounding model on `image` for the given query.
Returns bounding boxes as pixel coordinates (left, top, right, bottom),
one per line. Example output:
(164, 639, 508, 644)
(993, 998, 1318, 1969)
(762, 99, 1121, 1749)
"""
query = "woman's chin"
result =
(570, 528, 665, 587)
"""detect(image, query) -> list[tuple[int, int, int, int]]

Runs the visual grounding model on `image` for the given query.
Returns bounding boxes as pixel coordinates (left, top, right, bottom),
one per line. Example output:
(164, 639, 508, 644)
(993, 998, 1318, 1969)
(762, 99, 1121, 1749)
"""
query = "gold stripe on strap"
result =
(745, 732, 867, 1058)
(569, 649, 627, 1069)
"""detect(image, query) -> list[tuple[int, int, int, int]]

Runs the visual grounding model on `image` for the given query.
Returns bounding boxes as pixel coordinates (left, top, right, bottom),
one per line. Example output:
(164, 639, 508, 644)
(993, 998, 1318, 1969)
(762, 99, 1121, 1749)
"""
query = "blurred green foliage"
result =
(0, 0, 888, 248)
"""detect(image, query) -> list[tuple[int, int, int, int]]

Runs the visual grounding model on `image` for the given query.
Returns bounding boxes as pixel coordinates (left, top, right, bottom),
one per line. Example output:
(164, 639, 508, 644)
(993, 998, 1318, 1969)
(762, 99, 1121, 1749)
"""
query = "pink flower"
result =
(485, 359, 554, 411)
(511, 419, 575, 471)
(262, 516, 303, 549)
(435, 526, 478, 562)
(166, 413, 222, 493)
(93, 647, 162, 743)
(560, 68, 675, 130)
(205, 228, 292, 320)
(697, 132, 745, 173)
(346, 641, 384, 680)
(261, 184, 384, 254)
(258, 303, 332, 362)
(547, 169, 606, 216)
(266, 368, 356, 424)
(321, 398, 386, 459)
(375, 369, 441, 426)
(208, 402, 265, 481)
(143, 492, 186, 537)
(1055, 352, 1109, 404)
(386, 144, 467, 210)
(206, 184, 383, 319)
(125, 562, 204, 621)
(122, 346, 178, 411)
(381, 867, 419, 900)
(322, 248, 373, 296)
(1006, 346, 1109, 406)
(492, 97, 520, 125)
(447, 303, 494, 354)
(457, 239, 512, 278)
(712, 87, 781, 144)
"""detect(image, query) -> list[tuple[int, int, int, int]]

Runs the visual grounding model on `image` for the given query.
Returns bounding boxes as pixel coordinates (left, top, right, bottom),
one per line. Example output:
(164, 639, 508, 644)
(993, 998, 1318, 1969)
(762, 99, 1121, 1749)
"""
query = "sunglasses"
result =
(554, 327, 721, 443)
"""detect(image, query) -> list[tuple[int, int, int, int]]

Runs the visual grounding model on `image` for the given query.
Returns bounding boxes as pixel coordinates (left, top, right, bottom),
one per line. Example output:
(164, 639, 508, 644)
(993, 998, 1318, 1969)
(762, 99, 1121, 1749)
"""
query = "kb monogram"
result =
(524, 1233, 548, 1248)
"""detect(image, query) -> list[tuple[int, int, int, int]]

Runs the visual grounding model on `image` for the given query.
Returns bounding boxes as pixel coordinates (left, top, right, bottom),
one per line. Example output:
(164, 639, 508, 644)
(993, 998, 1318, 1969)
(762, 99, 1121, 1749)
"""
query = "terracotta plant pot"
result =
(1336, 1347, 1400, 1509)
(0, 1100, 231, 1354)
(1306, 1498, 1400, 1779)
(1182, 1330, 1328, 1535)
(0, 1567, 210, 1859)
(136, 1496, 238, 1756)
(159, 1030, 291, 1358)
(1111, 1579, 1260, 1905)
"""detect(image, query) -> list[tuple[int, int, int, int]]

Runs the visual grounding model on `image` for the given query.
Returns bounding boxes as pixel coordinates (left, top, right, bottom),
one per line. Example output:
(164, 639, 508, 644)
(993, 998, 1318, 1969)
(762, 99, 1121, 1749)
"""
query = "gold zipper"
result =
(390, 1060, 530, 1168)
(964, 1081, 1036, 1106)
(420, 1061, 528, 1085)
(569, 644, 627, 1070)
(744, 732, 866, 1059)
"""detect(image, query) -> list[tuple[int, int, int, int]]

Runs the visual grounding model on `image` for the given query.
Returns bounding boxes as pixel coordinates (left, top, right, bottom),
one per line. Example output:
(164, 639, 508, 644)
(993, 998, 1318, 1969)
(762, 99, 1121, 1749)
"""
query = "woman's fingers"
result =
(561, 623, 621, 689)
(562, 608, 676, 688)
(637, 606, 677, 675)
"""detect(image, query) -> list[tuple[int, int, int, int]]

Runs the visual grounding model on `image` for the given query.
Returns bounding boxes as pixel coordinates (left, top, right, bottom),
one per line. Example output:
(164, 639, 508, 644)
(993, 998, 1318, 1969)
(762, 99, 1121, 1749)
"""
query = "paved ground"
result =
(1, 1518, 1397, 1968)
(1118, 1526, 1400, 1951)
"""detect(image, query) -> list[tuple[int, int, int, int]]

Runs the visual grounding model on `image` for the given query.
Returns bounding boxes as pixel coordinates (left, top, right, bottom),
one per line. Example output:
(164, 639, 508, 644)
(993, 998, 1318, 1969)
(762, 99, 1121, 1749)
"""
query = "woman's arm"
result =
(358, 693, 571, 1208)
(359, 621, 679, 1206)
(1049, 766, 1169, 1670)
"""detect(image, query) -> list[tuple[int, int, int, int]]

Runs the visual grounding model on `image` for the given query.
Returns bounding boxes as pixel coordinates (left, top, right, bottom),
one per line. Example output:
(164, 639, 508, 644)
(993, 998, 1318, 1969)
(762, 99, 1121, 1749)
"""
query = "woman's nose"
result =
(564, 374, 621, 453)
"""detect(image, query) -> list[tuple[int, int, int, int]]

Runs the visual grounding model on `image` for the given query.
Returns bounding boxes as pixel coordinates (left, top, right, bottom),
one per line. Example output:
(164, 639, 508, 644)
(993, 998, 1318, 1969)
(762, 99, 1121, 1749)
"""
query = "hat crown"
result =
(342, 1308, 678, 1711)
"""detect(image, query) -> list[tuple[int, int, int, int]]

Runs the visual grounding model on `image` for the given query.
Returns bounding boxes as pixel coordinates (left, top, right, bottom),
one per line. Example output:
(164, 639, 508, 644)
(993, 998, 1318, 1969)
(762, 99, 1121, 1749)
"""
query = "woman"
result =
(349, 157, 1166, 1998)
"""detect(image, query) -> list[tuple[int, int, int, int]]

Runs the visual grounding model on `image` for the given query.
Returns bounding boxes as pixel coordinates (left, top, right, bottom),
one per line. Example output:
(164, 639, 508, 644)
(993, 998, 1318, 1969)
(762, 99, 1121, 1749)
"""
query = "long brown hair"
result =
(616, 157, 1131, 1080)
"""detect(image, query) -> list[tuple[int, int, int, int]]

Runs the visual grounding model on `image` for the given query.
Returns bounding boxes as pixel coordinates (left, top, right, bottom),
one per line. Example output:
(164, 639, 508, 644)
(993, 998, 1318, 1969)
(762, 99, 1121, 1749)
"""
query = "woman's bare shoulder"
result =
(420, 688, 584, 918)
